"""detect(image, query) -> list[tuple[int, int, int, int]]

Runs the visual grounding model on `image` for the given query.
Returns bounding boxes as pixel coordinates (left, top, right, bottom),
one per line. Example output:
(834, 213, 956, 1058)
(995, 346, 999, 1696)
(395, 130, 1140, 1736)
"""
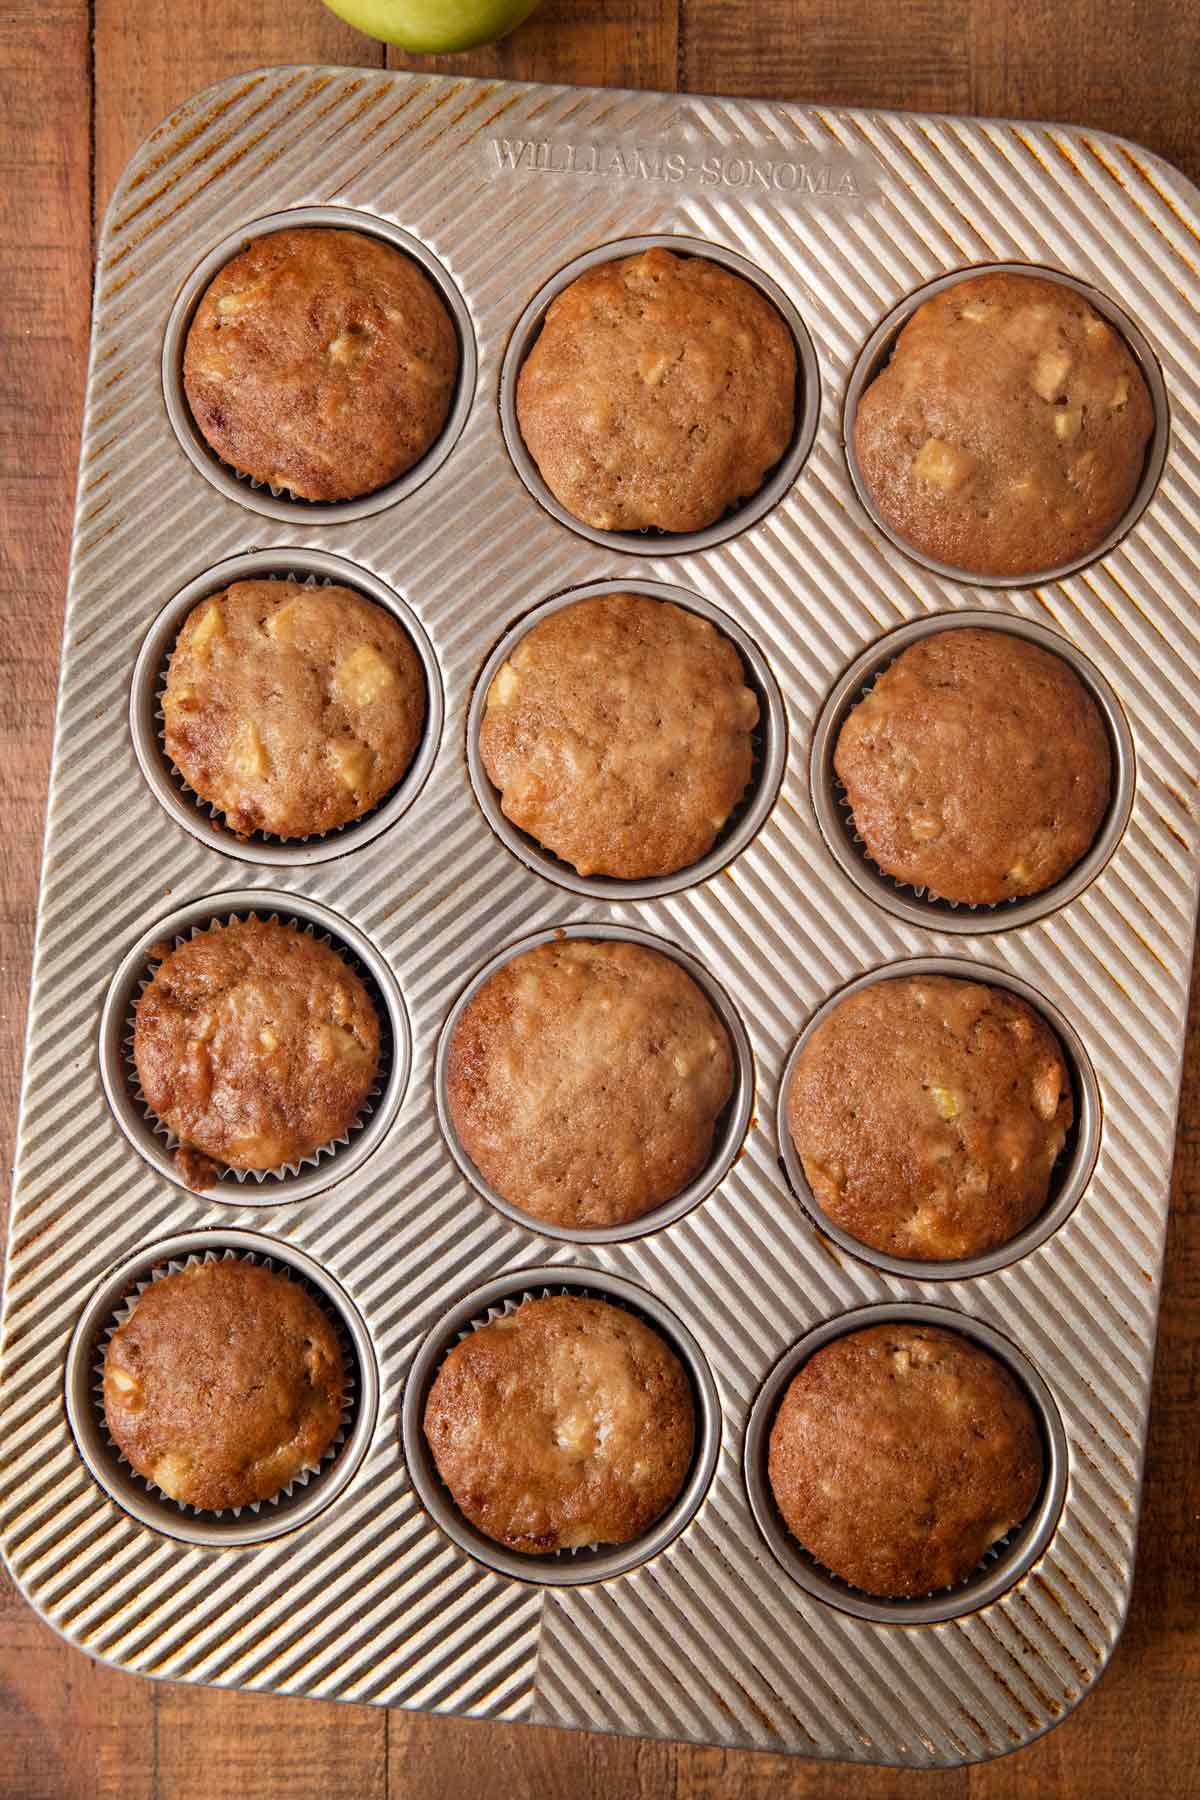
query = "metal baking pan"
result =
(2, 65, 1198, 1768)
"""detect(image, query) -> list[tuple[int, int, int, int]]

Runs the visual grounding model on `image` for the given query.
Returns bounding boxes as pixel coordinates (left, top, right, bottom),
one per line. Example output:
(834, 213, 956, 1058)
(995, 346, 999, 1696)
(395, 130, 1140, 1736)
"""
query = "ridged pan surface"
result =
(2, 66, 1198, 1769)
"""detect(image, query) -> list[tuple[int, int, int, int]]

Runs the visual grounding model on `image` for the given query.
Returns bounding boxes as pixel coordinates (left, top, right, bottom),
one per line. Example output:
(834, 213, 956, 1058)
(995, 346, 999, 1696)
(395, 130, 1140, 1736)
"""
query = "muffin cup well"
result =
(499, 234, 821, 556)
(99, 890, 410, 1204)
(65, 1230, 380, 1547)
(130, 549, 444, 867)
(466, 578, 787, 901)
(435, 923, 755, 1244)
(743, 1302, 1068, 1626)
(400, 1265, 721, 1585)
(809, 610, 1135, 934)
(776, 957, 1101, 1281)
(842, 261, 1170, 589)
(161, 205, 477, 525)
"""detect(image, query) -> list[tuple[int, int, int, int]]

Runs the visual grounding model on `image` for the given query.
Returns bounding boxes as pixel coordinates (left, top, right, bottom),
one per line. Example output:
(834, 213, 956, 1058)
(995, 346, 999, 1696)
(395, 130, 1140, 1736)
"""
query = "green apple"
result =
(320, 0, 541, 52)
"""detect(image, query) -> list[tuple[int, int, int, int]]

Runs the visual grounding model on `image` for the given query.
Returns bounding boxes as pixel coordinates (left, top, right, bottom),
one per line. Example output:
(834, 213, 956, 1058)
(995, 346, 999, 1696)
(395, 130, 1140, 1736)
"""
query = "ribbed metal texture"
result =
(2, 68, 1198, 1767)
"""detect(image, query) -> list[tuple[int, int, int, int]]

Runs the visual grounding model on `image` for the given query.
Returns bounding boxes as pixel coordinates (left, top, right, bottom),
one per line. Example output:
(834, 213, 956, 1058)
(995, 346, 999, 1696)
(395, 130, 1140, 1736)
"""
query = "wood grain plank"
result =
(681, 0, 971, 118)
(674, 1744, 971, 1797)
(0, 7, 154, 1789)
(0, 1612, 156, 1800)
(0, 0, 88, 1202)
(388, 1712, 678, 1797)
(155, 1685, 387, 1800)
(385, 0, 679, 95)
(965, 0, 1200, 182)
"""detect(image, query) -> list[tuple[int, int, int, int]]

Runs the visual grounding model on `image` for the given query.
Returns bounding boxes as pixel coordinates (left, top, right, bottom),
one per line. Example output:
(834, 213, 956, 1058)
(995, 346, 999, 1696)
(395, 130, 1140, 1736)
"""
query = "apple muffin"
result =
(423, 1295, 694, 1552)
(103, 1259, 344, 1510)
(516, 247, 796, 533)
(786, 974, 1073, 1262)
(183, 226, 458, 501)
(834, 628, 1111, 905)
(480, 593, 760, 879)
(853, 271, 1153, 577)
(768, 1322, 1043, 1596)
(162, 579, 426, 839)
(446, 939, 734, 1229)
(133, 916, 380, 1188)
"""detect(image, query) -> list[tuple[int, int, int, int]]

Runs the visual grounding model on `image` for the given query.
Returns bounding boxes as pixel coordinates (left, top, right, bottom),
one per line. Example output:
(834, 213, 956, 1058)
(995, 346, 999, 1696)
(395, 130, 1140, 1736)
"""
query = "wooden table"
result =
(2, 2, 1197, 1795)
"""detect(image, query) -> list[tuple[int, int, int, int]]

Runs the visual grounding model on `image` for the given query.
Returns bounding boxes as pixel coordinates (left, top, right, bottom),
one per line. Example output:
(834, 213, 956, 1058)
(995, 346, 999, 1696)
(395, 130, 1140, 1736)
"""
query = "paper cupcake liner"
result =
(799, 1517, 1022, 1605)
(432, 1282, 698, 1562)
(155, 569, 412, 848)
(123, 909, 391, 1186)
(93, 1247, 356, 1519)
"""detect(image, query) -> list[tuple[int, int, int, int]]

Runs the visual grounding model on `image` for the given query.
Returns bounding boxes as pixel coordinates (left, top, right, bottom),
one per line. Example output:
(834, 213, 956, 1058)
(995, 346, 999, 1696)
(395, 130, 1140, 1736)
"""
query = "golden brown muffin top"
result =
(834, 629, 1111, 905)
(446, 939, 734, 1229)
(183, 226, 458, 502)
(423, 1295, 694, 1552)
(103, 1259, 344, 1511)
(786, 975, 1073, 1262)
(516, 248, 796, 533)
(853, 272, 1153, 578)
(768, 1323, 1043, 1597)
(133, 916, 380, 1187)
(163, 580, 426, 839)
(480, 593, 759, 879)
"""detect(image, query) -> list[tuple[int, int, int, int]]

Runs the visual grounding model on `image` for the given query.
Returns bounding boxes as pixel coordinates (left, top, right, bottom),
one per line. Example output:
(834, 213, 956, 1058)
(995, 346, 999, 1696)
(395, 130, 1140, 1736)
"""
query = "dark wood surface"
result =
(1, 2, 1197, 1794)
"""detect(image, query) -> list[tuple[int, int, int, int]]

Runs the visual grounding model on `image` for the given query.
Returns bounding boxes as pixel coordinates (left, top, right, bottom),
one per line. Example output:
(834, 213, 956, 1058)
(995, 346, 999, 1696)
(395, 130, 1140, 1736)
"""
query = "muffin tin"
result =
(1, 67, 1198, 1769)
